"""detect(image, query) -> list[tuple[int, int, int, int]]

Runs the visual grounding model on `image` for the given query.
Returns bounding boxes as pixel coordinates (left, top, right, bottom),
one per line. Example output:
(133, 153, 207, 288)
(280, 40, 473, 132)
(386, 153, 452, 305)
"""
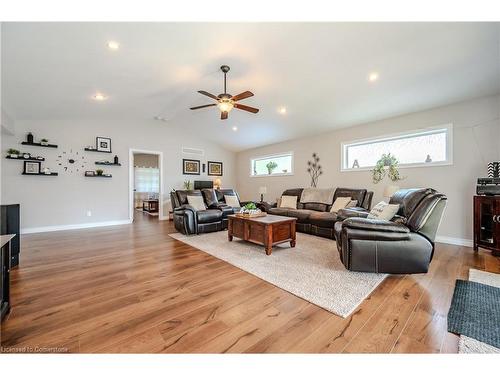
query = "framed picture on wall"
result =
(207, 161, 223, 176)
(183, 159, 200, 175)
(23, 160, 41, 174)
(96, 137, 112, 153)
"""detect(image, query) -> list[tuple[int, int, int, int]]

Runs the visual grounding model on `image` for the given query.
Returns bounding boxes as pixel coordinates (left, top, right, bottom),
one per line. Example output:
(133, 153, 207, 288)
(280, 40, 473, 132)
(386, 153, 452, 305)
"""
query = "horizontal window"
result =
(250, 152, 293, 177)
(341, 125, 452, 171)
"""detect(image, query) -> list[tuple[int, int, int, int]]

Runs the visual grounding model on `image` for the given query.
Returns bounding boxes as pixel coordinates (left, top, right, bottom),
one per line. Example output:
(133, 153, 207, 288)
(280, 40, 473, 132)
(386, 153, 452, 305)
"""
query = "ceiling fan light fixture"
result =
(217, 99, 234, 113)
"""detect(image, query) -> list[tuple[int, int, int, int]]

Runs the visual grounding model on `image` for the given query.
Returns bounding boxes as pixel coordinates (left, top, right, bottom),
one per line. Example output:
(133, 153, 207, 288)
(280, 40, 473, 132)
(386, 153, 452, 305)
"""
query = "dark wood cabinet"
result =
(473, 195, 500, 256)
(1, 204, 20, 267)
(1, 235, 15, 321)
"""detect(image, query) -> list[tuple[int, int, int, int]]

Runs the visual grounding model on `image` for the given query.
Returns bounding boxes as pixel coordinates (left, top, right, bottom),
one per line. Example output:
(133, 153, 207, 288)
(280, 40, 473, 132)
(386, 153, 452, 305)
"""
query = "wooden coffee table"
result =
(227, 214, 297, 255)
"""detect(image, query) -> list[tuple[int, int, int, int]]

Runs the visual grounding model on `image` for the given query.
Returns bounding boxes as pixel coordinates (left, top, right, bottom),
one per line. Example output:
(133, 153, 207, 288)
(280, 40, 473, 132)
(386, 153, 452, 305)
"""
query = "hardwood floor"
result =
(1, 214, 499, 353)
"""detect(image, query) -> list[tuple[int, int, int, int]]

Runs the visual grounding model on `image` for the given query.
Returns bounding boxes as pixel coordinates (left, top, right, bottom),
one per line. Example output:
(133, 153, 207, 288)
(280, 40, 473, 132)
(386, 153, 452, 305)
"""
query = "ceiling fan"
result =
(190, 65, 259, 120)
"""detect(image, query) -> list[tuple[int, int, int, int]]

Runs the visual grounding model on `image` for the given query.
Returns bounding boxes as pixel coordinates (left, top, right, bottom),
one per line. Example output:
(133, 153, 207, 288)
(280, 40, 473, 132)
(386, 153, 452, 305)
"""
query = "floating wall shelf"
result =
(95, 161, 121, 166)
(84, 148, 111, 153)
(22, 172, 58, 176)
(21, 142, 58, 148)
(6, 156, 45, 162)
(85, 175, 112, 178)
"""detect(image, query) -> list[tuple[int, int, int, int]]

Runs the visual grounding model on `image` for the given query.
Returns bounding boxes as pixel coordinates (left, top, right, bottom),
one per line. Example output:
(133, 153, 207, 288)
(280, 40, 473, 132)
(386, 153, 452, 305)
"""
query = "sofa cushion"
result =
(302, 202, 329, 212)
(196, 209, 222, 223)
(280, 195, 298, 209)
(287, 209, 315, 223)
(224, 195, 240, 208)
(309, 211, 338, 228)
(187, 195, 207, 211)
(268, 207, 290, 216)
(201, 188, 218, 207)
(367, 201, 400, 221)
(330, 197, 352, 213)
(333, 188, 367, 207)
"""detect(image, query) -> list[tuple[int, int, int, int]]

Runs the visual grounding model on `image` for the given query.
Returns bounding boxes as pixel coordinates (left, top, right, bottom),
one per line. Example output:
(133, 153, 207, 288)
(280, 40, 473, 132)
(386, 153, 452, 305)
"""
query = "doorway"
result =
(129, 149, 165, 222)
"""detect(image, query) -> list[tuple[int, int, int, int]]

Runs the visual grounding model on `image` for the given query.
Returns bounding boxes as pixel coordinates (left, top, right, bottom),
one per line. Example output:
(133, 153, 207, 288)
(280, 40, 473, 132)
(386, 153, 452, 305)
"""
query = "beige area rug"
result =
(169, 231, 387, 318)
(458, 269, 500, 354)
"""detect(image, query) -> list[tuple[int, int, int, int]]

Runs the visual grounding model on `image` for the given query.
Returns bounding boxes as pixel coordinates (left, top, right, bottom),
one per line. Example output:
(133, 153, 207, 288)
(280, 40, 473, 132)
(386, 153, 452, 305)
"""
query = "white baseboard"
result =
(435, 235, 473, 248)
(21, 219, 133, 234)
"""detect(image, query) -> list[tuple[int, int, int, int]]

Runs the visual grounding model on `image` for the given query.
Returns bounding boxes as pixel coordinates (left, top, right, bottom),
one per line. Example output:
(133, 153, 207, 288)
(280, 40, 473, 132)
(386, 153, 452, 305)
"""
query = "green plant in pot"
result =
(7, 148, 20, 158)
(183, 180, 192, 190)
(96, 169, 104, 176)
(266, 161, 278, 175)
(40, 138, 49, 146)
(372, 153, 404, 184)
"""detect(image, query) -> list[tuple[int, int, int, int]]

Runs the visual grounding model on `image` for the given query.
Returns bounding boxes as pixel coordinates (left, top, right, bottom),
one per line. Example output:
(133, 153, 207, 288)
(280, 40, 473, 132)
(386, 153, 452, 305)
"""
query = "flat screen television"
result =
(194, 180, 213, 189)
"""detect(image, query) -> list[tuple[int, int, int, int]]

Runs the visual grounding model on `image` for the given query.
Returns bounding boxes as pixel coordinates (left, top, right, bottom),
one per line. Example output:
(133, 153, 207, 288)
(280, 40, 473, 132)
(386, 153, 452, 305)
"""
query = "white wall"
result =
(236, 95, 500, 244)
(1, 119, 236, 231)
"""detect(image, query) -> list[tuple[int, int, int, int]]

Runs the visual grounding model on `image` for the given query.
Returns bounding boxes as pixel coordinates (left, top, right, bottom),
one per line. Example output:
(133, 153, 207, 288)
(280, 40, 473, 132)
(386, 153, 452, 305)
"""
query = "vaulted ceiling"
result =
(2, 22, 499, 151)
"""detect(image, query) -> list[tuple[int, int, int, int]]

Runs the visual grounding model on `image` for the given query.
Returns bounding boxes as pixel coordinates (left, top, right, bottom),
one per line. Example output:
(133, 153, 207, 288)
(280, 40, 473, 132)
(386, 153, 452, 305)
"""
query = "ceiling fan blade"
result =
(234, 103, 259, 114)
(198, 90, 219, 101)
(190, 104, 217, 110)
(221, 111, 228, 120)
(231, 91, 254, 102)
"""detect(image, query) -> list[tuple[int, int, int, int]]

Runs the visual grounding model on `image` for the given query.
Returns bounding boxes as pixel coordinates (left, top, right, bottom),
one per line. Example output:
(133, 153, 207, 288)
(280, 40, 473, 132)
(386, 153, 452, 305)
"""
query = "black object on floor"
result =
(447, 280, 500, 349)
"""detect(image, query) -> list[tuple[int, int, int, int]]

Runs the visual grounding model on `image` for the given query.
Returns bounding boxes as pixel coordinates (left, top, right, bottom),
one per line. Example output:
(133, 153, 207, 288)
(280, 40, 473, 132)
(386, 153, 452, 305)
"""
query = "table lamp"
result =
(259, 186, 267, 202)
(214, 178, 222, 190)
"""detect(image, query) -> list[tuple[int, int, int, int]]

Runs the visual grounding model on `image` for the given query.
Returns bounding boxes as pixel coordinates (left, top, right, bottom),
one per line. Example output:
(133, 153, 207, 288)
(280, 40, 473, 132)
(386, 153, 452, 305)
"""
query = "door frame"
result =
(129, 148, 167, 221)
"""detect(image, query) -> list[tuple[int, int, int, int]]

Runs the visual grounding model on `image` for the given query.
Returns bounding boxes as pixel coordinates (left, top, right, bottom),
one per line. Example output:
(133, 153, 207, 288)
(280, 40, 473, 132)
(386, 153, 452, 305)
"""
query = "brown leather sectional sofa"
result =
(265, 187, 373, 239)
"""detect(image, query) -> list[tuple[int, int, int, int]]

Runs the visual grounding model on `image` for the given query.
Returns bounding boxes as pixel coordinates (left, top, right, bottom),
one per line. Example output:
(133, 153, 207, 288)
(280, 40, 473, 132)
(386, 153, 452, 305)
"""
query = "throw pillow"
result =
(187, 195, 206, 211)
(330, 197, 352, 213)
(224, 195, 240, 208)
(367, 201, 400, 221)
(346, 199, 358, 208)
(280, 195, 298, 209)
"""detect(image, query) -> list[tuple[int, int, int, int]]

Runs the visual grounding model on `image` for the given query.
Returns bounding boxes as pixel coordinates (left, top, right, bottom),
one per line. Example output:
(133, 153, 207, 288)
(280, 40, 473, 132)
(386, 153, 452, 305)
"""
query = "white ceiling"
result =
(2, 22, 500, 151)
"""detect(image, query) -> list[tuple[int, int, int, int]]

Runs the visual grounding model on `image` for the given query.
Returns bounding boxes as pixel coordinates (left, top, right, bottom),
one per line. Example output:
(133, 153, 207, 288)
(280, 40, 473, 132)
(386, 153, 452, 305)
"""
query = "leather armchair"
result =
(171, 190, 223, 235)
(335, 188, 447, 274)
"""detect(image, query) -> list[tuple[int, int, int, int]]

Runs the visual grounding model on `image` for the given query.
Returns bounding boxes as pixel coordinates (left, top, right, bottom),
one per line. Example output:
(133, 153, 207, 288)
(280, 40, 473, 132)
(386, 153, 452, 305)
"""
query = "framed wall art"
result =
(207, 161, 223, 176)
(96, 137, 112, 153)
(182, 159, 200, 175)
(23, 160, 41, 175)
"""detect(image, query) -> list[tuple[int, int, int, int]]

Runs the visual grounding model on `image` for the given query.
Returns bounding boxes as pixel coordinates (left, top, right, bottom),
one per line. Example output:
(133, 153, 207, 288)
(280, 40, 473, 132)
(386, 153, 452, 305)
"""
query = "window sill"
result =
(250, 173, 294, 178)
(341, 160, 453, 172)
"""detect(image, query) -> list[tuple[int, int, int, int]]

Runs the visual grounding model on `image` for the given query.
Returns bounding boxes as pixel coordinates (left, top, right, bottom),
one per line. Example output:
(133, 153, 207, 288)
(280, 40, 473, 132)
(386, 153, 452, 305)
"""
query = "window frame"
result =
(249, 151, 294, 178)
(340, 124, 453, 172)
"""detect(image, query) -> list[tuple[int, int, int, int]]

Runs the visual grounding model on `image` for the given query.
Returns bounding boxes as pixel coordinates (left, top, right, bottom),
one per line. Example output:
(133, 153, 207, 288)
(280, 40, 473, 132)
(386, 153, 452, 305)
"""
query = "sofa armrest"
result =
(174, 204, 197, 214)
(337, 207, 369, 220)
(343, 217, 410, 233)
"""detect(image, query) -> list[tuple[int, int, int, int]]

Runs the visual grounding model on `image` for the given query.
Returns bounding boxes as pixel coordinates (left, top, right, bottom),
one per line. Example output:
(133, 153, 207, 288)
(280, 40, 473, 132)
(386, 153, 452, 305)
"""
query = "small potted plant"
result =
(266, 161, 278, 175)
(40, 138, 49, 146)
(7, 148, 20, 158)
(96, 169, 104, 176)
(372, 153, 404, 184)
(183, 180, 192, 190)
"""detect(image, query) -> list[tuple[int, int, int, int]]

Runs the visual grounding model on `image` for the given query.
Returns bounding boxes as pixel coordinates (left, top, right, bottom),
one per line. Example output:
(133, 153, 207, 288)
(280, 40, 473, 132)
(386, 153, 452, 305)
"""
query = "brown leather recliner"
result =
(171, 188, 252, 235)
(334, 188, 447, 274)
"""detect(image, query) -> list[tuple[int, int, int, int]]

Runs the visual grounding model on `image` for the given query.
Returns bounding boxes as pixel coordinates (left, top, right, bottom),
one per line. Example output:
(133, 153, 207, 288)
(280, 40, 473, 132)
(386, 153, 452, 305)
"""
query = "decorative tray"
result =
(235, 212, 267, 218)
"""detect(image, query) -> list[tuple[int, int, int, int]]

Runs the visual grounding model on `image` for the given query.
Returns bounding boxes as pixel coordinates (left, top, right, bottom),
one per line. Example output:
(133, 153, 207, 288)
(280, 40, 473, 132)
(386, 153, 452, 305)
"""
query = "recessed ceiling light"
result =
(232, 126, 238, 131)
(278, 107, 287, 114)
(92, 93, 107, 101)
(154, 116, 168, 122)
(368, 72, 379, 82)
(107, 41, 120, 50)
